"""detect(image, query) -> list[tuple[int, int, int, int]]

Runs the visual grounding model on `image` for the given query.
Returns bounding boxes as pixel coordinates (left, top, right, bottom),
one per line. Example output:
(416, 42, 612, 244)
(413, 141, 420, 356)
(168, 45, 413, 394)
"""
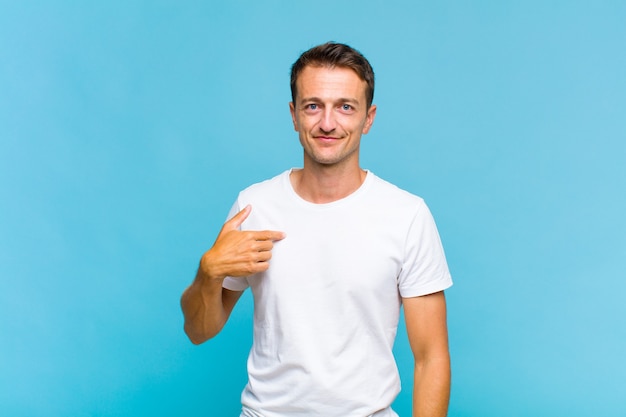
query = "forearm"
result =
(412, 354, 451, 417)
(180, 269, 229, 344)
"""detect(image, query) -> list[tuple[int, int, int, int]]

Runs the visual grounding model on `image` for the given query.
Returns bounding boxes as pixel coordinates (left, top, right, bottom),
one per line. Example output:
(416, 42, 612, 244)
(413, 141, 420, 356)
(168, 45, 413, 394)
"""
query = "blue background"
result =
(1, 1, 625, 416)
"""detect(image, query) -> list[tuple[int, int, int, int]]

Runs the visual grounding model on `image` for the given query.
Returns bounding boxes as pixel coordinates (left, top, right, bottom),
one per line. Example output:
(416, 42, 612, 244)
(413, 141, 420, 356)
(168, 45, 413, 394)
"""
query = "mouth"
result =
(314, 135, 341, 142)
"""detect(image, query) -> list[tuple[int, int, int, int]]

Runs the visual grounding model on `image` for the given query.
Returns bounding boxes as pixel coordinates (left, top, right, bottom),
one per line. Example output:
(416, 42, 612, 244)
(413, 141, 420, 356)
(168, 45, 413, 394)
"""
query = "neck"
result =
(290, 162, 366, 204)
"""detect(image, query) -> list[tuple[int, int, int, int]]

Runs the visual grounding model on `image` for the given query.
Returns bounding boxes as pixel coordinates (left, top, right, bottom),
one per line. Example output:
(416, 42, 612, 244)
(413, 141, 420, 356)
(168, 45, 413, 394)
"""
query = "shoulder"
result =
(237, 170, 290, 199)
(367, 172, 426, 211)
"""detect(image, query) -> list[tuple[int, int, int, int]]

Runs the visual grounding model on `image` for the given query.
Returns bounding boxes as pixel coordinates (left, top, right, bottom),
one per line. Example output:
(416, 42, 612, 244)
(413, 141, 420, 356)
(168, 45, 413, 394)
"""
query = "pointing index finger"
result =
(255, 230, 286, 242)
(222, 205, 285, 241)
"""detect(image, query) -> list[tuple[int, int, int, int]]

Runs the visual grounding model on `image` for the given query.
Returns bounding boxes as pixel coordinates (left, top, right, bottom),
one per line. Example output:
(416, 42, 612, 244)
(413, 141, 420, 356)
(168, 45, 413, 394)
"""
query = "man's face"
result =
(289, 65, 376, 169)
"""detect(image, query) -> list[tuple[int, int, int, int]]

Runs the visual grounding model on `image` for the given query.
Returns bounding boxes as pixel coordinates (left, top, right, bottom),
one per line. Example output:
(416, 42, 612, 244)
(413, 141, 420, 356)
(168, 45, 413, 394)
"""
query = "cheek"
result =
(299, 116, 320, 132)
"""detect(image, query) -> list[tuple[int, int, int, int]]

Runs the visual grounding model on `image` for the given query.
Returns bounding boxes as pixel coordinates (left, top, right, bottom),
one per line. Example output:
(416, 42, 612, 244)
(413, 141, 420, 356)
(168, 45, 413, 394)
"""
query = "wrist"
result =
(198, 250, 227, 284)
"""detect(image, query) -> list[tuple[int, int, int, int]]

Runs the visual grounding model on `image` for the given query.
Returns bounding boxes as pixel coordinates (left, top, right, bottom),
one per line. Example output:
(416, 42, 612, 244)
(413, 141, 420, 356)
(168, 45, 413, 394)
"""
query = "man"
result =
(181, 42, 452, 417)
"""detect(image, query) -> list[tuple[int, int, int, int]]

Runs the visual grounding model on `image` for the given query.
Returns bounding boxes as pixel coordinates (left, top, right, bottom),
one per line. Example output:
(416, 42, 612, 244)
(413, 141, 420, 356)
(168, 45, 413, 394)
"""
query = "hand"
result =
(199, 205, 285, 281)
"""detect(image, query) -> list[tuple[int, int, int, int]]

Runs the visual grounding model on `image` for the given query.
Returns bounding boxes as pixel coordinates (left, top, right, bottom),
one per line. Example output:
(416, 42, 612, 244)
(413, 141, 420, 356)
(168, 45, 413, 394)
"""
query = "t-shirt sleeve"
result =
(221, 200, 251, 292)
(398, 201, 452, 298)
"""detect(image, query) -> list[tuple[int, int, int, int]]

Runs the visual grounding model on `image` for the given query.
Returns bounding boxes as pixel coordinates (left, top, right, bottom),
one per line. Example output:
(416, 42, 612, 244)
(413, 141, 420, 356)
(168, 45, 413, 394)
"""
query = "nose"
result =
(318, 108, 337, 133)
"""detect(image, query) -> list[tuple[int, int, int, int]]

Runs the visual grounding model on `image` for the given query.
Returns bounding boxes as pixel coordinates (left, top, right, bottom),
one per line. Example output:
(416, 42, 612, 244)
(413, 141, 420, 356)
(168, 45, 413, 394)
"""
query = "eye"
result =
(341, 104, 353, 111)
(306, 103, 318, 110)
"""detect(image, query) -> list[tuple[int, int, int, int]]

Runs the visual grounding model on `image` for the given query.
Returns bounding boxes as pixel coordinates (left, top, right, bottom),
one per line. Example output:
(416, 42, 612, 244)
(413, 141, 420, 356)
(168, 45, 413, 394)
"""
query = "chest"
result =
(244, 206, 406, 301)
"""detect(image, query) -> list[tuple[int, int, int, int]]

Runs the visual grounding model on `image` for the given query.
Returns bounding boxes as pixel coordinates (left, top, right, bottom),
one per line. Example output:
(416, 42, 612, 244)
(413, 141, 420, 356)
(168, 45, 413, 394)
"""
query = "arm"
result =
(180, 274, 243, 345)
(403, 291, 451, 417)
(180, 205, 285, 344)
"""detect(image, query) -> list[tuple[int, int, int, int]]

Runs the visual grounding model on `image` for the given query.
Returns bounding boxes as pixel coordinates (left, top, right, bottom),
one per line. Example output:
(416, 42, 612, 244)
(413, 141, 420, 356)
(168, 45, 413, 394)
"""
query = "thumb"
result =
(222, 204, 252, 232)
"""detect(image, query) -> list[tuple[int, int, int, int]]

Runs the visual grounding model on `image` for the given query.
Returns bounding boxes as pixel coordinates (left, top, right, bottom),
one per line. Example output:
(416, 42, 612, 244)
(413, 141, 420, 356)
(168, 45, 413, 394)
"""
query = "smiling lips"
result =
(314, 135, 341, 142)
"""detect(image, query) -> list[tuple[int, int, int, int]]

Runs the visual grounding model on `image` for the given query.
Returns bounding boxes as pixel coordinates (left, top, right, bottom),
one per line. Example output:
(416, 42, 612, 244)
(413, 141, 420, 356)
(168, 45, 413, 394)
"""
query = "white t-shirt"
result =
(223, 170, 452, 417)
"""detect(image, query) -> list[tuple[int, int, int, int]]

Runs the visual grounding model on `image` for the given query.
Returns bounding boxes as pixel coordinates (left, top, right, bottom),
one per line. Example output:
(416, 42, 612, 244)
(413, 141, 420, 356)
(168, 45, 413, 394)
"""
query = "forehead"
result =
(295, 65, 367, 102)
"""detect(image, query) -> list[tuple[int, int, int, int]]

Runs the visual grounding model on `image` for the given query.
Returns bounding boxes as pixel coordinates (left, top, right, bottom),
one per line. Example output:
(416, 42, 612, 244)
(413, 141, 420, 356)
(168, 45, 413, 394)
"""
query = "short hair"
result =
(290, 42, 375, 108)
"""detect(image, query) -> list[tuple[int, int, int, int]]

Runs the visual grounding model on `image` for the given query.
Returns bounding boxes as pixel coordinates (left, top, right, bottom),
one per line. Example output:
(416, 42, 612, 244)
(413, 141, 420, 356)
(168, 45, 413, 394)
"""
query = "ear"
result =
(362, 104, 377, 134)
(289, 102, 299, 132)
